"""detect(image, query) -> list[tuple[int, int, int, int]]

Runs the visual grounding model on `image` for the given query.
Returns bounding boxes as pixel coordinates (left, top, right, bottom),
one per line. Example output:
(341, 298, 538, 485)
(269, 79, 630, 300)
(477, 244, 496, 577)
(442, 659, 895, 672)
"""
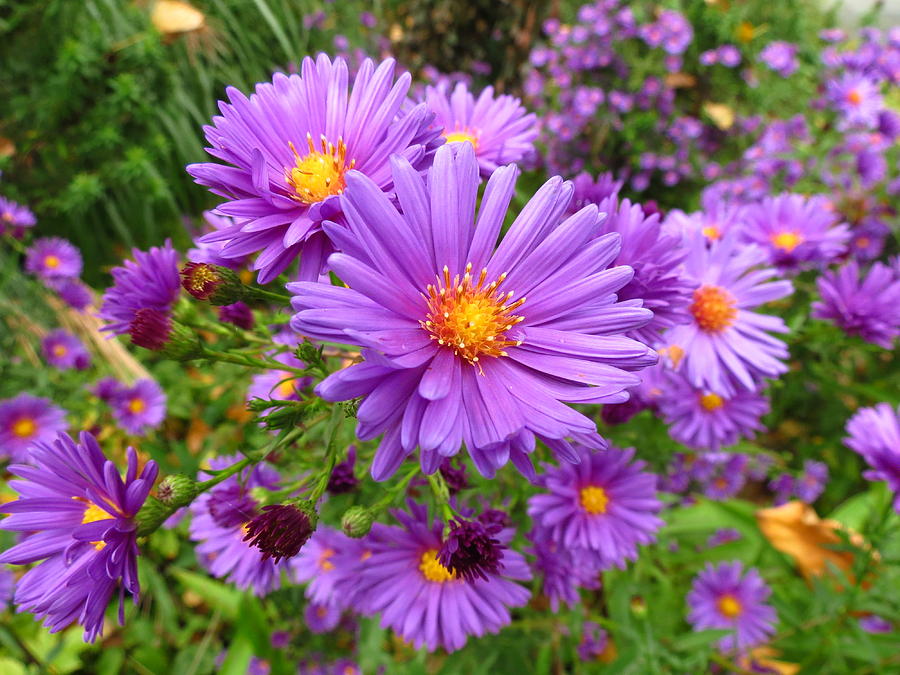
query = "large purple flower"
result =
(845, 403, 900, 512)
(740, 194, 850, 273)
(188, 456, 289, 595)
(98, 241, 180, 336)
(812, 260, 900, 349)
(597, 195, 696, 344)
(687, 561, 776, 653)
(0, 394, 67, 463)
(658, 371, 769, 451)
(0, 431, 157, 642)
(350, 501, 530, 652)
(424, 82, 538, 175)
(289, 143, 656, 480)
(527, 445, 663, 570)
(187, 54, 441, 283)
(664, 233, 793, 396)
(25, 237, 83, 280)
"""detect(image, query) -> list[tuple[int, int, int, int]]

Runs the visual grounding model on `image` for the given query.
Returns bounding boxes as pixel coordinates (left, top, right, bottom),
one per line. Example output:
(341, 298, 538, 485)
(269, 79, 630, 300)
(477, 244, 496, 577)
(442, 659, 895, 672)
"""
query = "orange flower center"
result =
(701, 225, 722, 241)
(128, 397, 146, 414)
(580, 486, 609, 514)
(318, 547, 336, 572)
(52, 344, 68, 357)
(44, 255, 60, 269)
(419, 549, 456, 583)
(443, 127, 480, 150)
(422, 263, 525, 369)
(717, 593, 743, 618)
(771, 231, 803, 253)
(690, 285, 737, 333)
(276, 375, 297, 399)
(699, 393, 725, 411)
(287, 134, 355, 205)
(1, 212, 12, 222)
(846, 89, 862, 106)
(11, 417, 36, 438)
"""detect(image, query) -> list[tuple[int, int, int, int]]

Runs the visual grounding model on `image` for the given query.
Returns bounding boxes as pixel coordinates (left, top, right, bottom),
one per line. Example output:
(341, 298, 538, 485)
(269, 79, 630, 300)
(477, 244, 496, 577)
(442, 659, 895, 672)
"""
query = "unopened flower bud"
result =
(129, 309, 202, 360)
(341, 506, 374, 538)
(156, 474, 201, 506)
(181, 262, 247, 305)
(243, 501, 317, 562)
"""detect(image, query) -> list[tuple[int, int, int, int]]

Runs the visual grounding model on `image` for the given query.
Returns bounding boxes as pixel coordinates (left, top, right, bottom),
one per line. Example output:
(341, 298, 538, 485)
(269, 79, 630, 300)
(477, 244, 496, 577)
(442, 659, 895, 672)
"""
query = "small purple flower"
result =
(91, 377, 123, 403)
(0, 394, 67, 463)
(740, 194, 850, 273)
(826, 74, 883, 129)
(687, 561, 776, 653)
(25, 237, 82, 280)
(577, 621, 610, 661)
(189, 457, 289, 595)
(247, 352, 310, 403)
(658, 372, 769, 451)
(110, 379, 166, 435)
(718, 45, 742, 67)
(350, 501, 531, 652)
(812, 260, 900, 349)
(845, 403, 900, 512)
(769, 474, 795, 506)
(218, 302, 254, 330)
(759, 41, 799, 77)
(859, 615, 893, 634)
(47, 278, 93, 311)
(98, 241, 180, 337)
(665, 233, 793, 396)
(527, 528, 600, 611)
(795, 460, 828, 503)
(0, 431, 157, 642)
(326, 446, 358, 494)
(700, 454, 748, 500)
(292, 526, 368, 611)
(528, 445, 663, 570)
(707, 528, 742, 548)
(187, 55, 441, 283)
(425, 82, 538, 175)
(305, 602, 341, 633)
(41, 329, 90, 371)
(0, 196, 36, 234)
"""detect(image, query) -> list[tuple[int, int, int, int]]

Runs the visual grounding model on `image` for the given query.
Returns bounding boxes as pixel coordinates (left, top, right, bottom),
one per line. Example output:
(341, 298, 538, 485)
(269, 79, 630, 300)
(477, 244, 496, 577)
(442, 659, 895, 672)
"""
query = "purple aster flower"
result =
(658, 371, 769, 451)
(218, 301, 254, 329)
(187, 54, 441, 283)
(527, 528, 599, 611)
(350, 501, 531, 652)
(707, 528, 742, 548)
(91, 377, 123, 403)
(597, 195, 696, 344)
(700, 49, 719, 66)
(718, 45, 742, 67)
(292, 526, 368, 611)
(812, 260, 900, 349)
(424, 82, 538, 175)
(700, 454, 748, 501)
(568, 171, 623, 214)
(0, 431, 157, 642)
(527, 445, 663, 570)
(859, 615, 893, 634)
(795, 460, 828, 503)
(289, 143, 656, 480)
(47, 278, 93, 311)
(305, 602, 342, 633)
(664, 233, 793, 396)
(98, 241, 180, 336)
(247, 352, 310, 402)
(0, 394, 67, 463)
(740, 194, 850, 273)
(0, 196, 36, 234)
(577, 621, 611, 662)
(759, 41, 799, 77)
(189, 457, 289, 595)
(845, 403, 900, 512)
(110, 379, 166, 435)
(0, 567, 13, 611)
(687, 561, 776, 653)
(25, 237, 82, 280)
(826, 74, 883, 129)
(769, 474, 795, 506)
(41, 329, 90, 371)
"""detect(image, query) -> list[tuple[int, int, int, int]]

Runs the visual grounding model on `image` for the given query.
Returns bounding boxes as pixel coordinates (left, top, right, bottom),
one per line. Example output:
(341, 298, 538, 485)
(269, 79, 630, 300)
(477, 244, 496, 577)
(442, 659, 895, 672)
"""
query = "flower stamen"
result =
(287, 133, 355, 204)
(690, 285, 737, 333)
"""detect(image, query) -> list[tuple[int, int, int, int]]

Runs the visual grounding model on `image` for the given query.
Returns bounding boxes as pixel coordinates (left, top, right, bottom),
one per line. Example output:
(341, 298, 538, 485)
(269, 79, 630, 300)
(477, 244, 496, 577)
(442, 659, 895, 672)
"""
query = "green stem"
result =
(200, 345, 307, 375)
(247, 286, 292, 305)
(372, 464, 421, 512)
(307, 404, 345, 503)
(196, 456, 254, 492)
(426, 472, 454, 521)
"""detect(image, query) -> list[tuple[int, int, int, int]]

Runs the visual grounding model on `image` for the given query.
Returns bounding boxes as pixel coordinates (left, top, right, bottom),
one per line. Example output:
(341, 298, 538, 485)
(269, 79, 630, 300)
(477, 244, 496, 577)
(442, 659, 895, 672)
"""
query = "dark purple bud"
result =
(243, 502, 317, 562)
(438, 517, 505, 582)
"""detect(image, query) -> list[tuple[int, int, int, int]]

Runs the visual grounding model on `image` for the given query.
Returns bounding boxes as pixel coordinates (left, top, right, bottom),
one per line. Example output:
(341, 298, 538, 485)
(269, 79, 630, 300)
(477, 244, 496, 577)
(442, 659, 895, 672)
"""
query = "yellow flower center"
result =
(847, 89, 862, 106)
(128, 397, 146, 414)
(699, 393, 725, 411)
(187, 264, 219, 293)
(11, 417, 36, 438)
(287, 134, 354, 205)
(318, 547, 336, 571)
(443, 127, 480, 150)
(856, 236, 870, 248)
(419, 549, 456, 583)
(276, 375, 296, 399)
(736, 21, 755, 44)
(421, 263, 525, 369)
(771, 231, 803, 253)
(52, 344, 68, 357)
(717, 593, 743, 618)
(77, 498, 115, 551)
(44, 255, 60, 269)
(659, 344, 685, 368)
(701, 225, 722, 241)
(690, 285, 737, 333)
(1, 212, 11, 222)
(580, 486, 609, 515)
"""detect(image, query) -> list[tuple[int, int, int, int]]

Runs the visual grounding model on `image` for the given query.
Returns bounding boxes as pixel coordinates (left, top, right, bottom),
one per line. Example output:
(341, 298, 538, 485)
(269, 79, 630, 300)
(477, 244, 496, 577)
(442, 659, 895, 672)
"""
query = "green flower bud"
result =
(341, 506, 375, 538)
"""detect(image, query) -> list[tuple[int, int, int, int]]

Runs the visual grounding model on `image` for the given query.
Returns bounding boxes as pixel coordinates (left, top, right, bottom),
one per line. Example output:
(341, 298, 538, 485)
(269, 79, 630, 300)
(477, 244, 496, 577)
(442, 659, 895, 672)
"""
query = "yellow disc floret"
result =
(580, 486, 610, 515)
(419, 549, 457, 583)
(443, 127, 480, 150)
(287, 133, 355, 204)
(44, 255, 61, 269)
(717, 593, 743, 618)
(690, 285, 738, 333)
(770, 231, 804, 253)
(699, 393, 725, 411)
(11, 417, 36, 438)
(128, 397, 146, 414)
(422, 263, 525, 370)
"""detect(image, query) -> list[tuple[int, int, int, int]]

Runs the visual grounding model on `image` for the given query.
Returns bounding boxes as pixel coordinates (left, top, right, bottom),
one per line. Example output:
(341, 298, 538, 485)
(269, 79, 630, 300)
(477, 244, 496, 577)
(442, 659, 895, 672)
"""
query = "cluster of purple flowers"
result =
(91, 377, 167, 436)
